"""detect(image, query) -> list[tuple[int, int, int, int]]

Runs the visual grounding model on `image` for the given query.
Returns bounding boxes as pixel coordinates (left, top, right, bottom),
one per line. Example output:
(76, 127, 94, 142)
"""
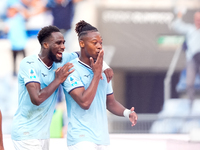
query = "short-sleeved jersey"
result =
(62, 58, 113, 146)
(11, 52, 78, 141)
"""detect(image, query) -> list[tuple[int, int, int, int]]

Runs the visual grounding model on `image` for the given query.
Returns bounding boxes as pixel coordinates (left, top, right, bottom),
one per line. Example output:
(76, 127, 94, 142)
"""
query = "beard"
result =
(48, 49, 62, 63)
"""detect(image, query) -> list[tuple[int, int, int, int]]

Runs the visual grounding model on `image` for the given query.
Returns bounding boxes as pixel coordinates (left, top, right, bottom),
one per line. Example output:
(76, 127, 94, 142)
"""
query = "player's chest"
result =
(80, 72, 107, 89)
(39, 69, 55, 88)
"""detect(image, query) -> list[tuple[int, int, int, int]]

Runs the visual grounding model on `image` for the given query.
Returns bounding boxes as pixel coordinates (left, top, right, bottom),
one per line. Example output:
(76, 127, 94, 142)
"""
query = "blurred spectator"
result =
(46, 0, 83, 51)
(22, 0, 53, 31)
(170, 11, 200, 107)
(4, 2, 28, 76)
(47, 0, 74, 32)
(21, 0, 83, 49)
(0, 0, 7, 19)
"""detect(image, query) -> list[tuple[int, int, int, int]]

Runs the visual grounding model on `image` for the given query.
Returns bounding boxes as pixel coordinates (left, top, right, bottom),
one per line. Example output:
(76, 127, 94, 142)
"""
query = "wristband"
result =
(123, 109, 132, 119)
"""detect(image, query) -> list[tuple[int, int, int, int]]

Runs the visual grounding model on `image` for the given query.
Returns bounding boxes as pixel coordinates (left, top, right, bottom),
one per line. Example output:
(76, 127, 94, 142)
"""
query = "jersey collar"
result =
(77, 58, 92, 70)
(37, 55, 53, 70)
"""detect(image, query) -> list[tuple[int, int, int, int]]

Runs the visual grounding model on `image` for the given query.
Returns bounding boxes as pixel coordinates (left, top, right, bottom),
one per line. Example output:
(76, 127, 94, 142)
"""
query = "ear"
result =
(43, 42, 49, 49)
(79, 40, 84, 48)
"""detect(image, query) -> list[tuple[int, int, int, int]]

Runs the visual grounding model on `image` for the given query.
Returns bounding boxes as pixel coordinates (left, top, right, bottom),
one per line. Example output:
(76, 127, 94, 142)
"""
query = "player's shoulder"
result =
(63, 51, 78, 57)
(70, 58, 82, 69)
(61, 52, 79, 64)
(20, 55, 38, 66)
(70, 57, 79, 63)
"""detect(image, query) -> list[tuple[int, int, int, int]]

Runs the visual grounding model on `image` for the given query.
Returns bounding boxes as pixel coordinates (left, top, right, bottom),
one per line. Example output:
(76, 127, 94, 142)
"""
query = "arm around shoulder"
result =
(103, 61, 114, 83)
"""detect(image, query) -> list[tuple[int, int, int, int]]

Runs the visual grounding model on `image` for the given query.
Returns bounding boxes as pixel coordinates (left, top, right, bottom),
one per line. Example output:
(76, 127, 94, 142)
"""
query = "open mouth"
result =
(57, 52, 62, 58)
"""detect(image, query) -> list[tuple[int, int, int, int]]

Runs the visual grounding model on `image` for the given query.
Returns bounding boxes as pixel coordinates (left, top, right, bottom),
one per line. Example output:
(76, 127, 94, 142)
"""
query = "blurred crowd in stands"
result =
(0, 0, 84, 43)
(0, 0, 86, 76)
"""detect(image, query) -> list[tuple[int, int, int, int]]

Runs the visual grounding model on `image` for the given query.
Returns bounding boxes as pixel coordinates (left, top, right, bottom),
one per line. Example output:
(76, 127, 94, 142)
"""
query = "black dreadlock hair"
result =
(75, 20, 98, 38)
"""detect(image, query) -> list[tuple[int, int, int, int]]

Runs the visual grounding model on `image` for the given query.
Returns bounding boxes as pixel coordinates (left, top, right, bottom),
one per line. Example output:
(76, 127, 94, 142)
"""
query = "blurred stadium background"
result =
(1, 0, 200, 149)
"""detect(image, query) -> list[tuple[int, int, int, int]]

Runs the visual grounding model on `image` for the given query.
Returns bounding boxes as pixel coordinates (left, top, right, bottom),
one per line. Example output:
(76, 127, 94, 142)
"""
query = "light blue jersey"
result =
(11, 52, 78, 141)
(62, 58, 113, 146)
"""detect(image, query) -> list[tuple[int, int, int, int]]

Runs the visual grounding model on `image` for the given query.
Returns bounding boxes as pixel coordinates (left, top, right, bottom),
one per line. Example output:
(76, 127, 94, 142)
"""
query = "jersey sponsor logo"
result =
(68, 76, 77, 86)
(26, 61, 34, 64)
(84, 74, 90, 78)
(42, 73, 47, 77)
(29, 68, 36, 79)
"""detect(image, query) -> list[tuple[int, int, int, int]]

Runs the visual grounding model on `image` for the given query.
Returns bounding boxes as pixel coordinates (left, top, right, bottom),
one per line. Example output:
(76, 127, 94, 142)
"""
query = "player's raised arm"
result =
(69, 50, 103, 109)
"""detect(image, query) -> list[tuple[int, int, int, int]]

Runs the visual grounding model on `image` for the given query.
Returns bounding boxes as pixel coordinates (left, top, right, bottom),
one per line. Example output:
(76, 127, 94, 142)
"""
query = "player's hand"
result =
(55, 62, 74, 83)
(104, 68, 113, 83)
(90, 50, 104, 79)
(129, 107, 138, 126)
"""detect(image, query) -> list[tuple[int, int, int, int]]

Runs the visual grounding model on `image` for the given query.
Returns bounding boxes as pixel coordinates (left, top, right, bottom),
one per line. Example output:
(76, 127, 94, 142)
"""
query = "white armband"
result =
(123, 109, 134, 119)
(102, 61, 110, 71)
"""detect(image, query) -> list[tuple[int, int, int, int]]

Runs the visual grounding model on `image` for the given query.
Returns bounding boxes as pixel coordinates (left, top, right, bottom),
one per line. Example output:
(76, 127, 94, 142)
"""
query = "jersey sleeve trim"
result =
(25, 81, 40, 86)
(107, 92, 113, 96)
(68, 86, 84, 94)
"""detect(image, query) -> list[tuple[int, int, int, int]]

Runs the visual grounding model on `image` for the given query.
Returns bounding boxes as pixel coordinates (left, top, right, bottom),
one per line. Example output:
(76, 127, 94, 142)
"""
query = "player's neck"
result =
(38, 54, 53, 67)
(79, 56, 91, 67)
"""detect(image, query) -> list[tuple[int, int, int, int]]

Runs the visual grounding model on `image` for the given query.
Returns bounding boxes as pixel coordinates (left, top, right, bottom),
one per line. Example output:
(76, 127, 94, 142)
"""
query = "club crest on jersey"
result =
(68, 76, 77, 86)
(29, 68, 36, 79)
